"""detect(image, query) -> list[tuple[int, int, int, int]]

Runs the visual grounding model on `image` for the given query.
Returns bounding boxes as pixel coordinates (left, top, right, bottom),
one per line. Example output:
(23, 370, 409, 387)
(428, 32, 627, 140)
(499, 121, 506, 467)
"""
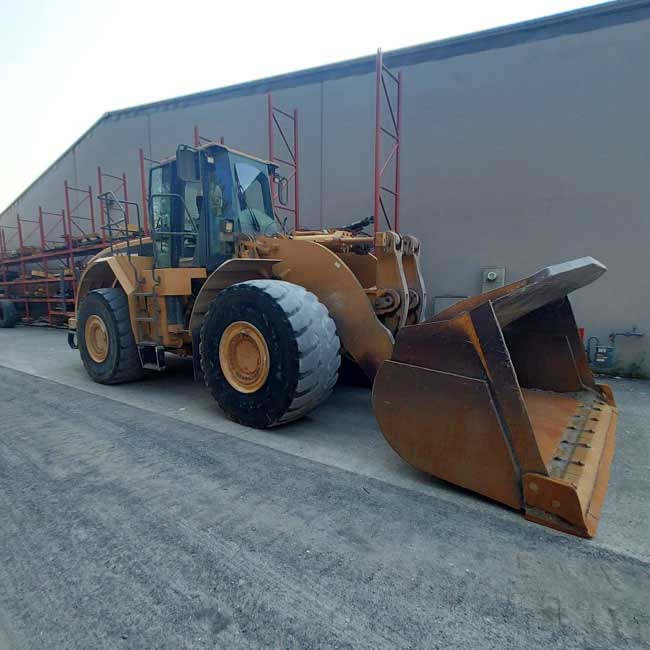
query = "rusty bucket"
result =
(373, 258, 617, 538)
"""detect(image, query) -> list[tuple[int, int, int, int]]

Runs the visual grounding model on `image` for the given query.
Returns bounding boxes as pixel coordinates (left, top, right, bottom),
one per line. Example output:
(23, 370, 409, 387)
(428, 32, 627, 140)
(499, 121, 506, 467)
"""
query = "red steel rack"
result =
(1, 97, 305, 327)
(193, 98, 300, 231)
(268, 93, 300, 230)
(0, 166, 141, 326)
(373, 49, 402, 234)
(193, 125, 225, 148)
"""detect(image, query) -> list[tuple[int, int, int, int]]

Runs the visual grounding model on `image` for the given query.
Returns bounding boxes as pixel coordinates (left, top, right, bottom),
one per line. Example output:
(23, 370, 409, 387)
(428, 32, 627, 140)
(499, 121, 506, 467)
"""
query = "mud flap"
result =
(373, 257, 617, 538)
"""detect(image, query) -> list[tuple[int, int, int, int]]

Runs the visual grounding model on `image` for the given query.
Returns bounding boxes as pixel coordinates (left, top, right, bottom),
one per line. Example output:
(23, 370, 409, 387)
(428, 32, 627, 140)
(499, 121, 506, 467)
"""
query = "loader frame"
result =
(72, 222, 428, 382)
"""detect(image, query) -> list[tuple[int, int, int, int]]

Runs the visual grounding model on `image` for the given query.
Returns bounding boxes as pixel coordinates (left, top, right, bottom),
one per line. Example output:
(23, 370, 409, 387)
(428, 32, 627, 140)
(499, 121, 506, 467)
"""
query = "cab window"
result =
(181, 179, 201, 262)
(205, 151, 236, 257)
(232, 156, 278, 236)
(149, 165, 172, 267)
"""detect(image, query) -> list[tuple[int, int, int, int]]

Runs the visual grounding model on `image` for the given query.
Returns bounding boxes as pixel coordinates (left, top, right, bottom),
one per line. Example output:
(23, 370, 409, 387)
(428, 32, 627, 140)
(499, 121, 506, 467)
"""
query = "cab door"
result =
(201, 147, 237, 271)
(149, 161, 200, 268)
(173, 145, 238, 271)
(148, 164, 174, 268)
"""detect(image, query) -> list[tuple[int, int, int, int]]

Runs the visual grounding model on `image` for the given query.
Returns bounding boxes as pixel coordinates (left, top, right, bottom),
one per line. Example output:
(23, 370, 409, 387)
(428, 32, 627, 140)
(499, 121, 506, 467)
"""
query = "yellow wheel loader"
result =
(69, 142, 617, 538)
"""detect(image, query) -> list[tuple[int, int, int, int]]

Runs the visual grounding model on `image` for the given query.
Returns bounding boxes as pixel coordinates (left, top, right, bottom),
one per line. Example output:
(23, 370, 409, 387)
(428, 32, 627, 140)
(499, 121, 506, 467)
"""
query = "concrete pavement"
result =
(0, 326, 649, 647)
(1, 326, 649, 562)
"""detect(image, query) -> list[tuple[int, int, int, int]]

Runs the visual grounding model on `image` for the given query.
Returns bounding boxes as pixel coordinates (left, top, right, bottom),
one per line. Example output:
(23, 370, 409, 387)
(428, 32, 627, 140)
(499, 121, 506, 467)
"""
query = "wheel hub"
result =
(219, 321, 270, 393)
(85, 314, 109, 363)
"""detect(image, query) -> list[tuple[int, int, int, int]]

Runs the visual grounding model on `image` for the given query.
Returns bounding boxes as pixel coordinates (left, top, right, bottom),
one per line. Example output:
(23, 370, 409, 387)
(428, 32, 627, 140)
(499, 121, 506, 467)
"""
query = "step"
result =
(137, 342, 166, 372)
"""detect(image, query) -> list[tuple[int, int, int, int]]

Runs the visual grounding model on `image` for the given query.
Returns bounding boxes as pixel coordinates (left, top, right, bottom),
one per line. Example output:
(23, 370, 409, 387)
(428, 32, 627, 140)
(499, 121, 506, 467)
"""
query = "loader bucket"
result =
(373, 257, 617, 538)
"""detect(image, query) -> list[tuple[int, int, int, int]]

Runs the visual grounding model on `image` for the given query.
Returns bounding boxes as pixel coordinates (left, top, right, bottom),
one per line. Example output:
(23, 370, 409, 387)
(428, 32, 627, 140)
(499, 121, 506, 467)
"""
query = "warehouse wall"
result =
(397, 16, 650, 376)
(3, 8, 649, 374)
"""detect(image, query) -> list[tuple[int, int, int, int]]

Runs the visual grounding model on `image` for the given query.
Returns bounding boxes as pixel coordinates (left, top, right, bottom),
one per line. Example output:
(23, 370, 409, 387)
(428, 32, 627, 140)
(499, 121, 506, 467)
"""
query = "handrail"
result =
(97, 191, 144, 284)
(149, 193, 199, 234)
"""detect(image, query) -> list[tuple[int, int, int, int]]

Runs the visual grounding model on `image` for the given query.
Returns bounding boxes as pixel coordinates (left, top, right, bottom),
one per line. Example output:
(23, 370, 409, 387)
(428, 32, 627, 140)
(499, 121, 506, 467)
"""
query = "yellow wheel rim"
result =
(85, 314, 109, 363)
(219, 321, 270, 393)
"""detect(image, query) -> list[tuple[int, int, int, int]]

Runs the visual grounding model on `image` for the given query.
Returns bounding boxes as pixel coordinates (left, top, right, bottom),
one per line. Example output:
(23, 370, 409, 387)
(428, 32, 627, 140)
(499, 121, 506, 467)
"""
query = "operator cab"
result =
(148, 143, 288, 270)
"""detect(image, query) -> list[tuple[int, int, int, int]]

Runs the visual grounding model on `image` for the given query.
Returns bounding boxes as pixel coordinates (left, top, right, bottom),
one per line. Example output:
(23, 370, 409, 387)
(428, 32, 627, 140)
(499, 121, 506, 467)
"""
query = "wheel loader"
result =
(69, 142, 617, 538)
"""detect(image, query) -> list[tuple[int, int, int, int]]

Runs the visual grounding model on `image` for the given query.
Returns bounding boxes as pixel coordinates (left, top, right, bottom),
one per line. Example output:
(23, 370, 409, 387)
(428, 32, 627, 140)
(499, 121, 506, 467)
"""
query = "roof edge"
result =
(106, 0, 650, 119)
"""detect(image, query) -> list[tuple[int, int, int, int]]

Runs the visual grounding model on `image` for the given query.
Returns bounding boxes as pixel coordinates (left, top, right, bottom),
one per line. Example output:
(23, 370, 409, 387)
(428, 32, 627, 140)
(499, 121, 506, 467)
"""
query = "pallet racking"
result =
(0, 165, 141, 325)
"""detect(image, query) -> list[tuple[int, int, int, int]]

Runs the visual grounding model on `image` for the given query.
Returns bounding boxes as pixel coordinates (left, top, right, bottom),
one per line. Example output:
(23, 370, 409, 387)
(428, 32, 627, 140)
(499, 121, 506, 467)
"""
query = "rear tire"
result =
(0, 300, 18, 328)
(200, 280, 340, 428)
(77, 288, 144, 384)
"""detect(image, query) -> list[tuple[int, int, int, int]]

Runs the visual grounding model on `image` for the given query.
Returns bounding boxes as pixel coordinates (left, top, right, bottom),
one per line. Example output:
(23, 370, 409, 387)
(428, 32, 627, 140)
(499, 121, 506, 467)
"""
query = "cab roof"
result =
(160, 142, 277, 171)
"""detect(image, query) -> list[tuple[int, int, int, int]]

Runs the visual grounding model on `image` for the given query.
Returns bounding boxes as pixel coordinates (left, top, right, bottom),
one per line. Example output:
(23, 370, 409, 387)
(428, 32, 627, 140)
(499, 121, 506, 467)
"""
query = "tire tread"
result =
(78, 288, 144, 384)
(200, 280, 340, 427)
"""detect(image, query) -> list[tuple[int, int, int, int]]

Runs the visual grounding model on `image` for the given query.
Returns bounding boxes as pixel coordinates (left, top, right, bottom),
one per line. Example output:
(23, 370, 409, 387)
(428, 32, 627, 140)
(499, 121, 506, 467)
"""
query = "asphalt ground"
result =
(0, 326, 649, 648)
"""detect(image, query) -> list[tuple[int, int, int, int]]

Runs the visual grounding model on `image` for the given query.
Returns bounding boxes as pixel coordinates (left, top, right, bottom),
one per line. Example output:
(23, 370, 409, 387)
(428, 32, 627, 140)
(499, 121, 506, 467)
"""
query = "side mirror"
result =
(275, 175, 289, 206)
(176, 146, 200, 182)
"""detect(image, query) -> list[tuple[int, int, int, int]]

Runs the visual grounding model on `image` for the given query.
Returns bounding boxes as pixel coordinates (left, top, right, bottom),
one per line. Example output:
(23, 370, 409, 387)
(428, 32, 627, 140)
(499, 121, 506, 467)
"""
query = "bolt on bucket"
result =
(373, 257, 617, 538)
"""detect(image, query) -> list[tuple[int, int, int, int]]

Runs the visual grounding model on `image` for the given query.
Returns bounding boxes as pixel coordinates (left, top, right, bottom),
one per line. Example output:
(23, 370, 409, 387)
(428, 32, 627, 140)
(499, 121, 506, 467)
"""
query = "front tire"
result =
(77, 288, 144, 384)
(200, 280, 340, 428)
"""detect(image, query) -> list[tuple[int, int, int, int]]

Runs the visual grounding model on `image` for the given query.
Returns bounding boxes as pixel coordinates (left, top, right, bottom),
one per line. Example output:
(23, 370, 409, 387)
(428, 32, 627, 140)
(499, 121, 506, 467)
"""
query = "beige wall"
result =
(3, 14, 649, 373)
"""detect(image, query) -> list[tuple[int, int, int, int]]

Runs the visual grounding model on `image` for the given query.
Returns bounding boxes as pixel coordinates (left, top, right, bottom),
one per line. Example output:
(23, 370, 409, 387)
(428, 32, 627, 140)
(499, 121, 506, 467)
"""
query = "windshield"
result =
(231, 155, 278, 235)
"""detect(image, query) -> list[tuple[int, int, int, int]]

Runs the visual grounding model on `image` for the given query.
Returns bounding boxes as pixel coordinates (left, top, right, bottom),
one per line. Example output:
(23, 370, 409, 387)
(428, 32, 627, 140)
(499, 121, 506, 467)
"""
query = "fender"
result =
(74, 255, 152, 339)
(258, 237, 395, 380)
(189, 258, 281, 336)
(76, 256, 149, 303)
(75, 258, 120, 312)
(74, 237, 153, 313)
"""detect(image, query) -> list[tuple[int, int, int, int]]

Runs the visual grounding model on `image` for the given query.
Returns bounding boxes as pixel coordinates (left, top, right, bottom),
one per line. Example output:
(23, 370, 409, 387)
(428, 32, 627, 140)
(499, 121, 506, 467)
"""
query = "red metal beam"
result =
(293, 107, 300, 231)
(16, 215, 24, 249)
(64, 180, 73, 241)
(267, 94, 274, 167)
(37, 209, 52, 323)
(373, 48, 402, 233)
(268, 93, 300, 230)
(374, 49, 383, 235)
(16, 215, 29, 319)
(194, 125, 224, 146)
(38, 209, 46, 251)
(88, 185, 96, 233)
(139, 148, 149, 236)
(97, 166, 106, 243)
(122, 173, 130, 226)
(395, 70, 402, 232)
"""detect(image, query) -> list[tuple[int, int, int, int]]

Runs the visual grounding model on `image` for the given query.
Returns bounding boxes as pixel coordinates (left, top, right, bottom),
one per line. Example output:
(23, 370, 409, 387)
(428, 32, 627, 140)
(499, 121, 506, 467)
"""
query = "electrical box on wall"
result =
(593, 345, 616, 370)
(481, 267, 506, 293)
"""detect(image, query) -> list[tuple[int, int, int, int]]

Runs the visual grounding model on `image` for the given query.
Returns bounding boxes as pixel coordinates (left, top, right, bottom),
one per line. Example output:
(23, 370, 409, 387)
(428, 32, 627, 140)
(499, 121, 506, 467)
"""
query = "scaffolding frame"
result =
(1, 96, 309, 325)
(64, 180, 97, 241)
(138, 148, 159, 237)
(0, 208, 76, 323)
(0, 166, 141, 325)
(97, 166, 130, 243)
(268, 93, 300, 230)
(373, 48, 402, 234)
(193, 125, 225, 147)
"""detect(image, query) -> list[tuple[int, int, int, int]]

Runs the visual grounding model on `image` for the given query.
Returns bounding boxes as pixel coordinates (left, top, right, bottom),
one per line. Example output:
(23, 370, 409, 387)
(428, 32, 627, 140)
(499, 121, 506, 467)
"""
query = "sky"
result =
(0, 0, 600, 212)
